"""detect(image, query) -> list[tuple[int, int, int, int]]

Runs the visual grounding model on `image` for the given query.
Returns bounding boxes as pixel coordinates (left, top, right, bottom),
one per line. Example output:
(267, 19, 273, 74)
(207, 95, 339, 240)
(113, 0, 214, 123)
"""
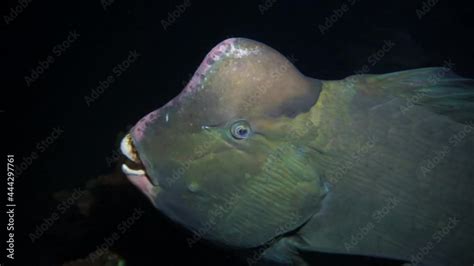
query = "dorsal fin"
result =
(363, 67, 474, 124)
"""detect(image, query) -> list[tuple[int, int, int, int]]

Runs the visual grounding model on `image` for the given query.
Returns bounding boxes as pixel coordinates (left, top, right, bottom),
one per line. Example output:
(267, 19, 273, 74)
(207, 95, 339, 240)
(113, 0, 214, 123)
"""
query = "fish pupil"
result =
(238, 127, 248, 136)
(230, 120, 251, 139)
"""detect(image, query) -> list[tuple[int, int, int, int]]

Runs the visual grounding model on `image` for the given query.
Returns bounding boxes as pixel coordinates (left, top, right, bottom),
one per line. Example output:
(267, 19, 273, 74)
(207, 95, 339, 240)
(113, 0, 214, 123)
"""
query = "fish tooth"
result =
(121, 163, 145, 176)
(120, 133, 139, 163)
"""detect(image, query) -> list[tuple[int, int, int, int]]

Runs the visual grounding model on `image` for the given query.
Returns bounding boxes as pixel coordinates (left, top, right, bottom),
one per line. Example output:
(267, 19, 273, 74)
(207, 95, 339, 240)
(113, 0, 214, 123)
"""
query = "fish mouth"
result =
(120, 133, 160, 203)
(120, 133, 147, 177)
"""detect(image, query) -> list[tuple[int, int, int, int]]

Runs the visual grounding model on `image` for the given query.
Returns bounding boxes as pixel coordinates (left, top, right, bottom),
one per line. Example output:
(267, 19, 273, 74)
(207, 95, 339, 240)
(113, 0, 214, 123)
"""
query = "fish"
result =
(120, 38, 474, 265)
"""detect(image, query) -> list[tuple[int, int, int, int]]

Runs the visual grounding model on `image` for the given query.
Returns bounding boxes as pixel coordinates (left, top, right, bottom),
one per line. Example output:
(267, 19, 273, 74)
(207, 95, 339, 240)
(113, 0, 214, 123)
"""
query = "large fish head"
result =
(120, 38, 326, 248)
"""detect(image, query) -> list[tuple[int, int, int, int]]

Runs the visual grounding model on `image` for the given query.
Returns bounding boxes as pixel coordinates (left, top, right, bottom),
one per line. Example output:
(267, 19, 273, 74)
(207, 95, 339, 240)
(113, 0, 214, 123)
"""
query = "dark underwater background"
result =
(2, 0, 473, 265)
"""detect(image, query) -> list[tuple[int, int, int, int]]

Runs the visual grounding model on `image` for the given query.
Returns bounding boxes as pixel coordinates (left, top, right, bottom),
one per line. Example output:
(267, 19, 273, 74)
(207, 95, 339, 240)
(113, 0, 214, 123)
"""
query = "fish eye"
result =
(230, 120, 252, 139)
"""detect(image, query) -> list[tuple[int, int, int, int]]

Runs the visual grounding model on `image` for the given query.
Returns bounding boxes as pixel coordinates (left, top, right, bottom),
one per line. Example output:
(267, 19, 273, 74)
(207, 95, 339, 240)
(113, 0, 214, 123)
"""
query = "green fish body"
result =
(120, 38, 474, 265)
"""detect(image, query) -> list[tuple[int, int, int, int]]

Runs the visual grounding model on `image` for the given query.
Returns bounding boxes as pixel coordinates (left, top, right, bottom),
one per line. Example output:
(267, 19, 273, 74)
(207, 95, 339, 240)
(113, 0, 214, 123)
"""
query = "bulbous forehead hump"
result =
(131, 38, 319, 143)
(174, 38, 316, 119)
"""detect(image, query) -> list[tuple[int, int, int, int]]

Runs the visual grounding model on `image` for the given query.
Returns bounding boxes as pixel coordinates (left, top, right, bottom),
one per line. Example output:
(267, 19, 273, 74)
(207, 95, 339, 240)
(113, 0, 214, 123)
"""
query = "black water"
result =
(2, 1, 473, 265)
